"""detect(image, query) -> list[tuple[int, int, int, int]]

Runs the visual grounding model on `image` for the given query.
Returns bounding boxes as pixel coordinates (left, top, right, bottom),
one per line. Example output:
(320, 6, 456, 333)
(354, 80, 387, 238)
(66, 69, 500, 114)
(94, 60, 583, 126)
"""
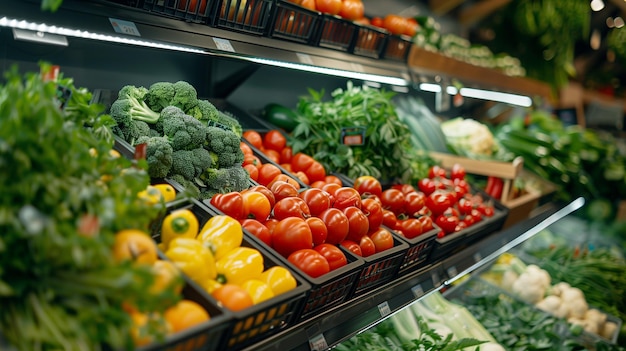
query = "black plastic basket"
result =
(351, 23, 388, 59)
(395, 226, 438, 276)
(268, 0, 322, 45)
(211, 0, 274, 35)
(153, 199, 311, 350)
(382, 33, 412, 61)
(314, 14, 357, 52)
(142, 0, 214, 24)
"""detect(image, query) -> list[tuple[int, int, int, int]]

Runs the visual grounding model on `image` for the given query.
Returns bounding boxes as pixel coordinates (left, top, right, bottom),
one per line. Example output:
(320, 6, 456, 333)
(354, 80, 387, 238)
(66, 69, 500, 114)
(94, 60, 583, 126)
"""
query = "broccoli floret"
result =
(172, 81, 198, 112)
(145, 82, 175, 112)
(205, 126, 244, 168)
(169, 147, 212, 181)
(110, 85, 161, 126)
(188, 99, 219, 121)
(149, 129, 161, 137)
(217, 111, 243, 138)
(199, 166, 250, 194)
(135, 136, 173, 179)
(127, 120, 152, 145)
(160, 106, 208, 151)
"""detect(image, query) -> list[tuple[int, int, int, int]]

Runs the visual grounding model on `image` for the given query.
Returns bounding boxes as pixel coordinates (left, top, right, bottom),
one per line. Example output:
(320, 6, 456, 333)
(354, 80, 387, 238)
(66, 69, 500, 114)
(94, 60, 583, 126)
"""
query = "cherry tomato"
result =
(340, 240, 362, 256)
(241, 219, 271, 246)
(324, 175, 343, 186)
(305, 161, 326, 183)
(288, 249, 330, 278)
(273, 217, 313, 257)
(210, 192, 244, 219)
(245, 185, 276, 209)
(240, 141, 253, 157)
(470, 208, 483, 223)
(242, 130, 263, 149)
(450, 164, 466, 180)
(342, 206, 369, 242)
(359, 235, 376, 257)
(425, 192, 453, 216)
(333, 187, 362, 210)
(257, 163, 282, 186)
(315, 0, 341, 14)
(361, 197, 383, 232)
(318, 208, 349, 245)
(291, 152, 315, 173)
(383, 14, 408, 35)
(382, 209, 397, 229)
(338, 0, 364, 20)
(457, 197, 474, 215)
(306, 217, 328, 246)
(403, 191, 425, 215)
(269, 180, 299, 202)
(478, 204, 495, 217)
(280, 146, 293, 164)
(353, 175, 382, 198)
(242, 191, 272, 221)
(314, 243, 347, 271)
(273, 197, 311, 221)
(462, 214, 477, 227)
(380, 188, 405, 214)
(243, 164, 259, 181)
(396, 218, 423, 239)
(435, 214, 460, 234)
(455, 221, 468, 232)
(369, 227, 394, 253)
(418, 178, 436, 196)
(428, 165, 447, 179)
(299, 188, 332, 217)
(263, 130, 287, 152)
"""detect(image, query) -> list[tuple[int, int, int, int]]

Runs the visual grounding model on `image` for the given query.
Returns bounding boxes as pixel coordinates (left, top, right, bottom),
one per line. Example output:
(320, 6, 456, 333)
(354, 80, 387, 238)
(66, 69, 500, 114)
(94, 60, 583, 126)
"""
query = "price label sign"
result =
(431, 272, 440, 286)
(213, 38, 235, 52)
(308, 334, 328, 351)
(109, 18, 141, 37)
(411, 284, 424, 299)
(296, 53, 314, 65)
(378, 301, 391, 317)
(447, 266, 458, 278)
(473, 252, 482, 263)
(340, 126, 366, 146)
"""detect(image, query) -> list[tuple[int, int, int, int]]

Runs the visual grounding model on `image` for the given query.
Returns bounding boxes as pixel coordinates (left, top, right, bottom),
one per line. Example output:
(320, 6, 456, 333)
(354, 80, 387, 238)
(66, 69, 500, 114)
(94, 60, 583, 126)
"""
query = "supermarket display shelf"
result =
(240, 197, 585, 351)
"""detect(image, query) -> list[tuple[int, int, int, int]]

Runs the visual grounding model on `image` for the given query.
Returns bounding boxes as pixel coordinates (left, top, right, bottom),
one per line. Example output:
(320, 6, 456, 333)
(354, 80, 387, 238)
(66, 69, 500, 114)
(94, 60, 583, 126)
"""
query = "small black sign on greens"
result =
(340, 126, 366, 146)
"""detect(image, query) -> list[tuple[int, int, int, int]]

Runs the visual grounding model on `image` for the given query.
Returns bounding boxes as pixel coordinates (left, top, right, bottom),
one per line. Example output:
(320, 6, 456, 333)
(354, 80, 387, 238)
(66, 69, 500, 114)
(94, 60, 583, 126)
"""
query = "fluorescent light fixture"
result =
(419, 83, 532, 107)
(13, 28, 68, 46)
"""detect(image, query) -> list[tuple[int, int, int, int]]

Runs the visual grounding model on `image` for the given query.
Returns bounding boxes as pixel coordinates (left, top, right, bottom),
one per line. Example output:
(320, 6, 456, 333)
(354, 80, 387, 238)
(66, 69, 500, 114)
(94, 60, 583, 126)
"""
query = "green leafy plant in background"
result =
(608, 27, 626, 66)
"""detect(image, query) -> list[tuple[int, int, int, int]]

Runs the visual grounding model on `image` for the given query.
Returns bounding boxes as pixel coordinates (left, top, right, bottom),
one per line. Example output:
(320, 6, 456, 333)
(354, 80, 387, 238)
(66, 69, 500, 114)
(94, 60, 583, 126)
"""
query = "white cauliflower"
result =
(440, 118, 497, 157)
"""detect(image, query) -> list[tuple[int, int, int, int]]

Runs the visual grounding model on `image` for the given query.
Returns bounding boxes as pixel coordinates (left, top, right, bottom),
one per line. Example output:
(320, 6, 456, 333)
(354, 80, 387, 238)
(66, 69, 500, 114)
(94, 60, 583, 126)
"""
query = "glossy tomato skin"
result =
(342, 206, 369, 242)
(428, 165, 447, 179)
(314, 243, 347, 270)
(403, 191, 425, 215)
(273, 217, 313, 257)
(381, 209, 397, 229)
(380, 188, 405, 214)
(361, 197, 383, 232)
(243, 164, 259, 181)
(333, 187, 362, 210)
(396, 218, 423, 239)
(263, 130, 287, 152)
(291, 153, 315, 173)
(257, 163, 282, 186)
(241, 219, 272, 246)
(417, 215, 434, 232)
(425, 192, 453, 217)
(324, 175, 343, 186)
(353, 175, 382, 198)
(243, 130, 263, 149)
(279, 146, 293, 164)
(318, 208, 349, 245)
(269, 180, 299, 202)
(450, 164, 466, 180)
(418, 178, 436, 196)
(246, 185, 276, 209)
(305, 161, 326, 183)
(315, 0, 341, 15)
(264, 218, 279, 235)
(359, 235, 376, 257)
(435, 214, 460, 234)
(392, 184, 416, 195)
(306, 217, 328, 246)
(383, 14, 408, 35)
(210, 192, 244, 219)
(340, 240, 362, 256)
(242, 191, 271, 222)
(288, 249, 330, 278)
(273, 197, 311, 221)
(338, 0, 364, 20)
(298, 188, 332, 217)
(369, 227, 394, 253)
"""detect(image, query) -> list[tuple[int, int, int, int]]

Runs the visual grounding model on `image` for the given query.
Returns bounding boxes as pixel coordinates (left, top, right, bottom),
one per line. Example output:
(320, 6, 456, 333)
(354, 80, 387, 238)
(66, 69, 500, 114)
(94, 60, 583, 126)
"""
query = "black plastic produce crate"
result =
(395, 226, 439, 276)
(382, 33, 412, 61)
(268, 0, 321, 45)
(141, 0, 214, 24)
(314, 14, 357, 52)
(152, 199, 311, 351)
(211, 0, 274, 35)
(351, 23, 388, 59)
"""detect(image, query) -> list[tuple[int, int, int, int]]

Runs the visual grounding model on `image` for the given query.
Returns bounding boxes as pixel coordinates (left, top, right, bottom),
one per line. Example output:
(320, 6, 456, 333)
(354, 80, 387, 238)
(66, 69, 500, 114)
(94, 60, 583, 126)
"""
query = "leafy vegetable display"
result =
(0, 64, 180, 350)
(289, 81, 433, 184)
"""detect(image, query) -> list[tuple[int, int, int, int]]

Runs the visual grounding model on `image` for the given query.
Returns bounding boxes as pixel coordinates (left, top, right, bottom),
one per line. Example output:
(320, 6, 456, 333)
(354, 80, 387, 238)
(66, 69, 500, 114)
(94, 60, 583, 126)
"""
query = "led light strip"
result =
(419, 83, 533, 107)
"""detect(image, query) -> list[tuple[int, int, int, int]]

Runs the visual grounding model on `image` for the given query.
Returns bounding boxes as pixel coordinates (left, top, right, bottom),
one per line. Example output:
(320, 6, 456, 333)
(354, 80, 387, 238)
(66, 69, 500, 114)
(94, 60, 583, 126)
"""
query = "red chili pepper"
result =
(485, 176, 504, 200)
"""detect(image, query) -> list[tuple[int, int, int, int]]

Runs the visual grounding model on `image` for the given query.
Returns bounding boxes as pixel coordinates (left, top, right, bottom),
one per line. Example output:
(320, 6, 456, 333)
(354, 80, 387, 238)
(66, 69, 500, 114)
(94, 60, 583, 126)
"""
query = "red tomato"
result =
(324, 175, 343, 186)
(305, 161, 326, 183)
(462, 213, 477, 227)
(288, 249, 330, 278)
(417, 215, 434, 232)
(264, 149, 281, 164)
(273, 197, 311, 221)
(450, 164, 466, 180)
(273, 218, 313, 257)
(425, 192, 453, 217)
(299, 188, 332, 216)
(241, 219, 272, 246)
(478, 204, 495, 217)
(280, 163, 292, 172)
(340, 240, 362, 256)
(396, 218, 423, 239)
(243, 154, 262, 169)
(269, 180, 299, 202)
(403, 191, 425, 215)
(311, 180, 327, 189)
(339, 0, 364, 20)
(243, 164, 259, 181)
(380, 188, 405, 214)
(457, 197, 474, 215)
(291, 153, 315, 173)
(257, 163, 282, 186)
(318, 208, 349, 245)
(353, 175, 382, 198)
(383, 14, 408, 35)
(315, 0, 341, 14)
(178, 0, 207, 13)
(370, 16, 384, 27)
(300, 0, 316, 10)
(245, 185, 276, 209)
(333, 187, 362, 210)
(210, 192, 245, 219)
(263, 130, 287, 152)
(314, 243, 347, 271)
(381, 209, 397, 229)
(361, 198, 383, 232)
(264, 218, 279, 236)
(242, 130, 263, 149)
(417, 178, 436, 196)
(294, 171, 310, 186)
(240, 141, 253, 156)
(435, 214, 460, 234)
(369, 227, 394, 253)
(391, 184, 417, 195)
(404, 17, 418, 37)
(242, 191, 272, 222)
(359, 235, 376, 257)
(428, 165, 447, 179)
(342, 206, 369, 242)
(268, 174, 301, 190)
(280, 146, 293, 164)
(306, 217, 328, 246)
(321, 183, 341, 197)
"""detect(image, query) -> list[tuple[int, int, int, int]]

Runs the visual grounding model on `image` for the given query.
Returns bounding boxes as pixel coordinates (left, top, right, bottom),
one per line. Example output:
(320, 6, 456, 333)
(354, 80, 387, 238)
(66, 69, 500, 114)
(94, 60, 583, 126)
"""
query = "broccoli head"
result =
(135, 136, 173, 179)
(172, 81, 198, 112)
(216, 111, 243, 138)
(188, 99, 219, 121)
(204, 126, 244, 168)
(118, 85, 148, 100)
(127, 120, 152, 145)
(169, 147, 213, 181)
(160, 106, 208, 151)
(199, 165, 250, 194)
(110, 85, 160, 127)
(145, 82, 175, 112)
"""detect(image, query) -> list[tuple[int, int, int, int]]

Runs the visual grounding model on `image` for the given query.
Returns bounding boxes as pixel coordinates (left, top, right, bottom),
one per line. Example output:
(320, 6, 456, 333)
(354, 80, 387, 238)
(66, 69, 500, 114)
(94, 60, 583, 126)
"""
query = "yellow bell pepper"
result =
(240, 279, 274, 305)
(153, 183, 176, 202)
(260, 266, 297, 295)
(216, 247, 263, 285)
(165, 237, 216, 285)
(197, 215, 243, 260)
(161, 208, 199, 249)
(202, 279, 223, 294)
